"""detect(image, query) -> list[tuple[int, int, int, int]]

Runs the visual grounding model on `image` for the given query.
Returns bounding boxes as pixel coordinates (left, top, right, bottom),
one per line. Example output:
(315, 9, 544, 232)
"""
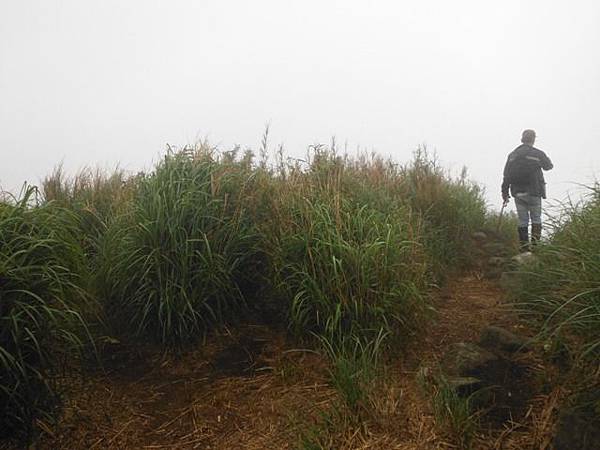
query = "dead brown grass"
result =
(5, 271, 561, 450)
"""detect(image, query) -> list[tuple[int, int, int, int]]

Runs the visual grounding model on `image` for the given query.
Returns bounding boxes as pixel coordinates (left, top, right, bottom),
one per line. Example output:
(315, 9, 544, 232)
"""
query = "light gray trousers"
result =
(514, 193, 542, 227)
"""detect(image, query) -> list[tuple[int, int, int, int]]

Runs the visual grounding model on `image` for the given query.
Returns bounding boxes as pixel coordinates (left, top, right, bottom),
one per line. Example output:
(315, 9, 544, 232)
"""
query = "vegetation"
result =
(511, 185, 600, 361)
(418, 371, 481, 449)
(318, 329, 387, 415)
(0, 188, 91, 439)
(401, 152, 487, 274)
(3, 142, 597, 448)
(272, 147, 486, 344)
(507, 186, 600, 449)
(100, 150, 261, 347)
(0, 141, 492, 442)
(42, 165, 134, 260)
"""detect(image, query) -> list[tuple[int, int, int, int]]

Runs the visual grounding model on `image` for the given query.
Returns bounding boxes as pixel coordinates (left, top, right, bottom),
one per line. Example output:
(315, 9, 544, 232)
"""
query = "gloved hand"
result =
(502, 194, 510, 205)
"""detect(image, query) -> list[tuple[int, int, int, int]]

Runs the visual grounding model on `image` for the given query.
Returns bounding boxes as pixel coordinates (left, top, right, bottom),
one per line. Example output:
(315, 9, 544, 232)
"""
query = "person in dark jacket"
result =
(501, 129, 553, 251)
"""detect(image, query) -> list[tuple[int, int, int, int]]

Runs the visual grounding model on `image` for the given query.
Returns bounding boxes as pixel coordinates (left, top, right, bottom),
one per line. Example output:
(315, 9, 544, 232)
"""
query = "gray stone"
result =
(472, 231, 487, 241)
(479, 326, 530, 353)
(442, 342, 498, 378)
(445, 376, 497, 407)
(482, 242, 506, 254)
(441, 343, 534, 419)
(445, 376, 483, 397)
(512, 251, 536, 265)
(488, 256, 507, 266)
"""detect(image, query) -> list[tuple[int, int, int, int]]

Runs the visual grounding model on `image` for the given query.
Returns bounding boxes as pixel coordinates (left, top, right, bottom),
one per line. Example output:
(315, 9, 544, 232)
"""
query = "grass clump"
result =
(318, 329, 387, 415)
(0, 188, 91, 440)
(276, 197, 426, 341)
(417, 370, 481, 449)
(75, 143, 487, 351)
(406, 157, 487, 274)
(512, 186, 600, 360)
(430, 376, 480, 449)
(510, 186, 600, 444)
(100, 147, 261, 347)
(271, 146, 486, 345)
(42, 165, 133, 222)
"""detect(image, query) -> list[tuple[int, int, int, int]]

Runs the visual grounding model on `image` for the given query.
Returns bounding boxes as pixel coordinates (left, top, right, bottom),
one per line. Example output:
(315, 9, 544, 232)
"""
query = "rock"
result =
(444, 376, 496, 407)
(512, 251, 535, 265)
(488, 256, 507, 267)
(479, 326, 530, 353)
(472, 231, 487, 241)
(444, 376, 483, 397)
(442, 343, 499, 378)
(482, 242, 507, 254)
(441, 343, 534, 421)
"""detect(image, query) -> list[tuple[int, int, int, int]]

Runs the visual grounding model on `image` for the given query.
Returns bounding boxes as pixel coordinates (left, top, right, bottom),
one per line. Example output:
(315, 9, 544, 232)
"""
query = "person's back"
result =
(501, 129, 553, 251)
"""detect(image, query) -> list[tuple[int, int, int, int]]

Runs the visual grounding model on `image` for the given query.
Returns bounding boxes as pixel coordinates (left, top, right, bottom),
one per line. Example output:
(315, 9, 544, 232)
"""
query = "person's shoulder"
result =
(508, 145, 526, 159)
(531, 146, 548, 157)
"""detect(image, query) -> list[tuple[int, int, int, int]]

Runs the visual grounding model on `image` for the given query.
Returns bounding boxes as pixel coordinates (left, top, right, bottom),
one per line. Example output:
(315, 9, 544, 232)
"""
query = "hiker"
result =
(501, 129, 553, 251)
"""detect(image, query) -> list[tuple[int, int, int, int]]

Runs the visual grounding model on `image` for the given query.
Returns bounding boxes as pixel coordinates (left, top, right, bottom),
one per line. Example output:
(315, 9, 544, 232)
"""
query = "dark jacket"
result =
(501, 144, 553, 199)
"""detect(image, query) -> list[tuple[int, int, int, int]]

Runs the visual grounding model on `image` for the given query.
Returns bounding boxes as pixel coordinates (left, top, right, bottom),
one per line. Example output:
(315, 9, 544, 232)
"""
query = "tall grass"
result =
(42, 165, 136, 264)
(512, 186, 600, 359)
(276, 197, 426, 340)
(318, 329, 388, 414)
(42, 165, 133, 220)
(427, 374, 480, 449)
(269, 147, 485, 344)
(100, 147, 261, 347)
(93, 144, 487, 349)
(2, 141, 490, 443)
(401, 149, 487, 274)
(0, 187, 90, 439)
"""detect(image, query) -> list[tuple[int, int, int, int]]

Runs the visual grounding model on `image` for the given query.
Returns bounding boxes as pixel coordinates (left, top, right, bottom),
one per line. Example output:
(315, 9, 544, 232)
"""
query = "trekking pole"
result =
(496, 199, 509, 233)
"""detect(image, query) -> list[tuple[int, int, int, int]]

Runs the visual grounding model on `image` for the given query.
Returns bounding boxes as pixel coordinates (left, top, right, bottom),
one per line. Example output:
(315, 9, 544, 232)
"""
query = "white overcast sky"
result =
(1, 0, 599, 209)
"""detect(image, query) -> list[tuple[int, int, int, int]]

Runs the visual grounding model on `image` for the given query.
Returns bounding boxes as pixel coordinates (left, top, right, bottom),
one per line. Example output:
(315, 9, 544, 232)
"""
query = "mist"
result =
(2, 0, 599, 210)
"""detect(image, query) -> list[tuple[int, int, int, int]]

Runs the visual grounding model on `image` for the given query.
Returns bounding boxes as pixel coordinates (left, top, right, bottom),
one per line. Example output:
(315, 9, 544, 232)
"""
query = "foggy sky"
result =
(1, 0, 599, 211)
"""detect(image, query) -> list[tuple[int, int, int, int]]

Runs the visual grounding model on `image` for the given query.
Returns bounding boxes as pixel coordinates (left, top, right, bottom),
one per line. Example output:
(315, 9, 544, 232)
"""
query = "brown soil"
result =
(12, 266, 563, 449)
(27, 327, 336, 450)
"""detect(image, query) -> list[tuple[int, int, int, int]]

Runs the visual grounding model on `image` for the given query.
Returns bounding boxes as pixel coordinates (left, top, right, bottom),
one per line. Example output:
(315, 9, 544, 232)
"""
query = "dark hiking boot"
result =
(518, 226, 529, 252)
(531, 223, 542, 246)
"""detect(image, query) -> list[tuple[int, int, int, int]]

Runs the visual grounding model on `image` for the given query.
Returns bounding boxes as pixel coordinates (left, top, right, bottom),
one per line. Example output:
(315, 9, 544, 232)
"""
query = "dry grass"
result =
(24, 326, 334, 449)
(0, 268, 562, 450)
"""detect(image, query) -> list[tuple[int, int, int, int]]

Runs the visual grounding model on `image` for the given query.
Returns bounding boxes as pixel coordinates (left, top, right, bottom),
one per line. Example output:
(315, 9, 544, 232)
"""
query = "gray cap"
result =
(521, 129, 536, 144)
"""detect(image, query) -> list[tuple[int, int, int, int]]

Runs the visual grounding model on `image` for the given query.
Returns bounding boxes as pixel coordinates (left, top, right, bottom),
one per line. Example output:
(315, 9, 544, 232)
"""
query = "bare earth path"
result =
(24, 272, 559, 450)
(392, 274, 557, 450)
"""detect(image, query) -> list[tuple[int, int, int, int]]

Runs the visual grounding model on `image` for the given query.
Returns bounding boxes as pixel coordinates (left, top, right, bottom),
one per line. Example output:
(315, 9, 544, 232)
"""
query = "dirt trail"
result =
(28, 266, 558, 449)
(391, 273, 554, 450)
(33, 326, 336, 449)
(421, 275, 512, 348)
